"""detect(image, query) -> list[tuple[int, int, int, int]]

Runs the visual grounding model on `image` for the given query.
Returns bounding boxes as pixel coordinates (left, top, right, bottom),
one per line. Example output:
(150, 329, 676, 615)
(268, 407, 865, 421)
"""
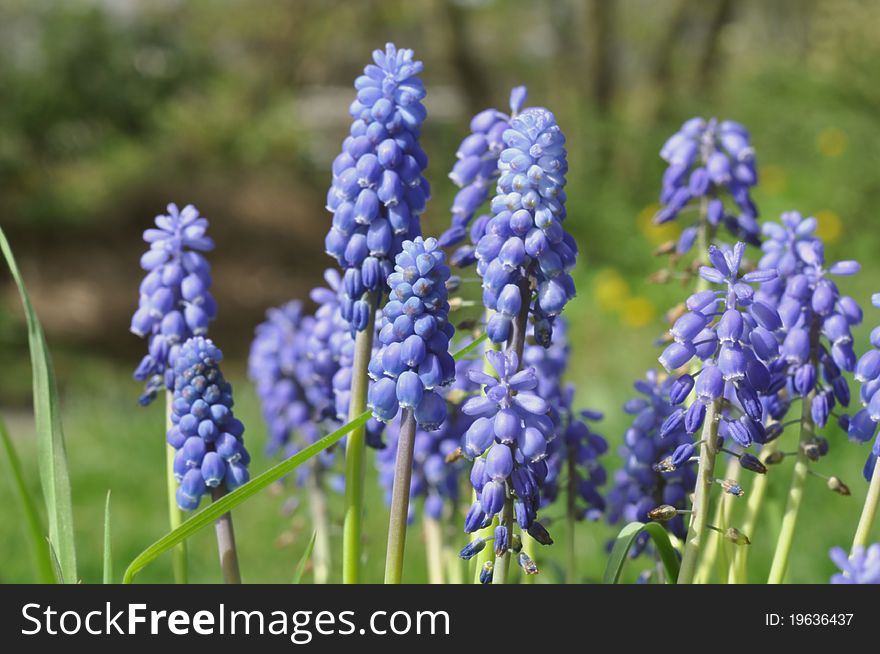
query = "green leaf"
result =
(0, 416, 54, 583)
(123, 411, 371, 583)
(47, 539, 65, 584)
(292, 530, 317, 584)
(103, 490, 113, 584)
(0, 227, 77, 583)
(603, 521, 680, 584)
(122, 333, 484, 584)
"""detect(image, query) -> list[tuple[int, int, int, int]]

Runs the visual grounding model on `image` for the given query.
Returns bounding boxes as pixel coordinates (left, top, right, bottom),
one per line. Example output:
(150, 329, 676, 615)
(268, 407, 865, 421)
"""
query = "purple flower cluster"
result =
(475, 107, 577, 346)
(606, 371, 696, 553)
(131, 203, 216, 405)
(367, 237, 455, 430)
(325, 43, 430, 332)
(851, 293, 880, 479)
(829, 544, 880, 584)
(755, 212, 861, 432)
(659, 242, 782, 447)
(167, 337, 249, 510)
(656, 118, 759, 253)
(461, 350, 553, 543)
(440, 86, 528, 264)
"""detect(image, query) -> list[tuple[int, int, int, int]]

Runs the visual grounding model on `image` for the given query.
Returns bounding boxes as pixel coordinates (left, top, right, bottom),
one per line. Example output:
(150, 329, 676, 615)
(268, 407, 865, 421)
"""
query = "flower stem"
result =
(342, 296, 376, 584)
(694, 457, 737, 583)
(306, 461, 331, 584)
(384, 409, 417, 584)
(852, 458, 880, 550)
(767, 389, 815, 584)
(492, 493, 514, 584)
(521, 533, 537, 584)
(165, 391, 187, 584)
(566, 447, 577, 583)
(210, 487, 241, 584)
(677, 399, 720, 584)
(423, 516, 445, 584)
(730, 441, 775, 583)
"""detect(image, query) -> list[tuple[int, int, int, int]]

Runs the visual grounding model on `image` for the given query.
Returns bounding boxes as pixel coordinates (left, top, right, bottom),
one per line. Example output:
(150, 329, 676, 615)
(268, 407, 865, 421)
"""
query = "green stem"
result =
(767, 388, 815, 584)
(566, 447, 577, 583)
(852, 458, 880, 550)
(210, 487, 241, 584)
(694, 457, 737, 583)
(165, 391, 187, 584)
(423, 516, 445, 584)
(306, 461, 330, 584)
(492, 493, 514, 584)
(342, 297, 377, 584)
(730, 441, 775, 583)
(677, 399, 720, 584)
(384, 409, 417, 584)
(521, 533, 537, 584)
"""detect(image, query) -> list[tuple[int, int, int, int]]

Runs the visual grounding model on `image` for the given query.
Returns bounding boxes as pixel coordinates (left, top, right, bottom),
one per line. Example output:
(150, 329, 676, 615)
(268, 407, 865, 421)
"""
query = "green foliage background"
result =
(1, 0, 879, 582)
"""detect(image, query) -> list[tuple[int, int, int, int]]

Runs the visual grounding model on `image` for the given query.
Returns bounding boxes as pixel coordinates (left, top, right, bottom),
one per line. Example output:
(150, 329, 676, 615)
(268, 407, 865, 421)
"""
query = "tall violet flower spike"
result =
(829, 544, 880, 584)
(440, 86, 528, 266)
(850, 292, 880, 479)
(131, 203, 216, 405)
(476, 106, 576, 346)
(659, 242, 782, 448)
(325, 43, 430, 332)
(461, 350, 553, 541)
(656, 118, 759, 254)
(606, 371, 696, 555)
(167, 337, 250, 511)
(755, 212, 861, 436)
(367, 237, 456, 430)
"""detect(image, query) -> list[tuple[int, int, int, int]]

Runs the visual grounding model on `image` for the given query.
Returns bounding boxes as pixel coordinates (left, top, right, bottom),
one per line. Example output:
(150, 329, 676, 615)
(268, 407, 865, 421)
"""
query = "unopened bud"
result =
(801, 440, 821, 462)
(764, 450, 786, 465)
(456, 319, 478, 331)
(654, 241, 677, 256)
(649, 269, 672, 284)
(445, 447, 464, 464)
(479, 561, 494, 585)
(739, 453, 767, 474)
(511, 533, 523, 553)
(459, 537, 486, 561)
(445, 275, 462, 292)
(827, 476, 850, 496)
(653, 456, 676, 473)
(648, 504, 678, 522)
(527, 521, 554, 546)
(725, 527, 751, 546)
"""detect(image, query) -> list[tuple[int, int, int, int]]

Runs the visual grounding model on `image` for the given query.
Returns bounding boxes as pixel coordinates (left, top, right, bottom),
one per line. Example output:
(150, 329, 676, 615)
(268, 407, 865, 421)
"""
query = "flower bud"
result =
(648, 504, 678, 521)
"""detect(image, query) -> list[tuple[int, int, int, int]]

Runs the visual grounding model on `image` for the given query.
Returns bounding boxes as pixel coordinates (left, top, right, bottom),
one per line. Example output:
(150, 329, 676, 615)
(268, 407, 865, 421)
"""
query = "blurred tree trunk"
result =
(694, 0, 735, 97)
(584, 0, 615, 116)
(644, 0, 694, 125)
(442, 0, 490, 116)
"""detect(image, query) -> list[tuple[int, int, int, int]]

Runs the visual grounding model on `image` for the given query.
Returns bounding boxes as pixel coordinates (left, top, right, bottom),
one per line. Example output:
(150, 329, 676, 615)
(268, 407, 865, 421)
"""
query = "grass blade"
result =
(292, 530, 317, 584)
(103, 490, 113, 584)
(0, 226, 77, 582)
(122, 334, 484, 584)
(603, 521, 680, 584)
(0, 416, 54, 583)
(123, 411, 371, 583)
(47, 539, 65, 584)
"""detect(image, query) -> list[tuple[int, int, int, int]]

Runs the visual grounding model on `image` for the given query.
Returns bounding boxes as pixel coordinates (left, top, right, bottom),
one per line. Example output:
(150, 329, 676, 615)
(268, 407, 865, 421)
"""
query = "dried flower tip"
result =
(827, 476, 850, 496)
(652, 456, 676, 473)
(654, 241, 678, 256)
(479, 561, 494, 584)
(665, 303, 687, 325)
(725, 527, 751, 546)
(648, 504, 678, 522)
(517, 551, 539, 575)
(456, 319, 478, 331)
(801, 440, 821, 462)
(649, 269, 672, 284)
(739, 452, 767, 474)
(448, 296, 467, 312)
(445, 447, 464, 464)
(459, 537, 487, 560)
(720, 478, 745, 497)
(764, 450, 786, 465)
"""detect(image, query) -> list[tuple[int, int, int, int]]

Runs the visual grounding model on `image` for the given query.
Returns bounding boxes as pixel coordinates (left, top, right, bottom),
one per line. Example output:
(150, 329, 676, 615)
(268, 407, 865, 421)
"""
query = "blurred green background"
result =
(1, 0, 879, 583)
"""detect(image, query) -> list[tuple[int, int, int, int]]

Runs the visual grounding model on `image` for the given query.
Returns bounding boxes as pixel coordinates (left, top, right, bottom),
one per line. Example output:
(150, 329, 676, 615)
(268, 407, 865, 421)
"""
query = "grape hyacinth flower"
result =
(659, 242, 782, 448)
(168, 337, 250, 511)
(461, 350, 553, 552)
(829, 544, 880, 584)
(131, 203, 216, 405)
(440, 86, 528, 267)
(475, 106, 577, 346)
(606, 371, 696, 555)
(368, 237, 456, 429)
(325, 43, 430, 332)
(655, 118, 759, 253)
